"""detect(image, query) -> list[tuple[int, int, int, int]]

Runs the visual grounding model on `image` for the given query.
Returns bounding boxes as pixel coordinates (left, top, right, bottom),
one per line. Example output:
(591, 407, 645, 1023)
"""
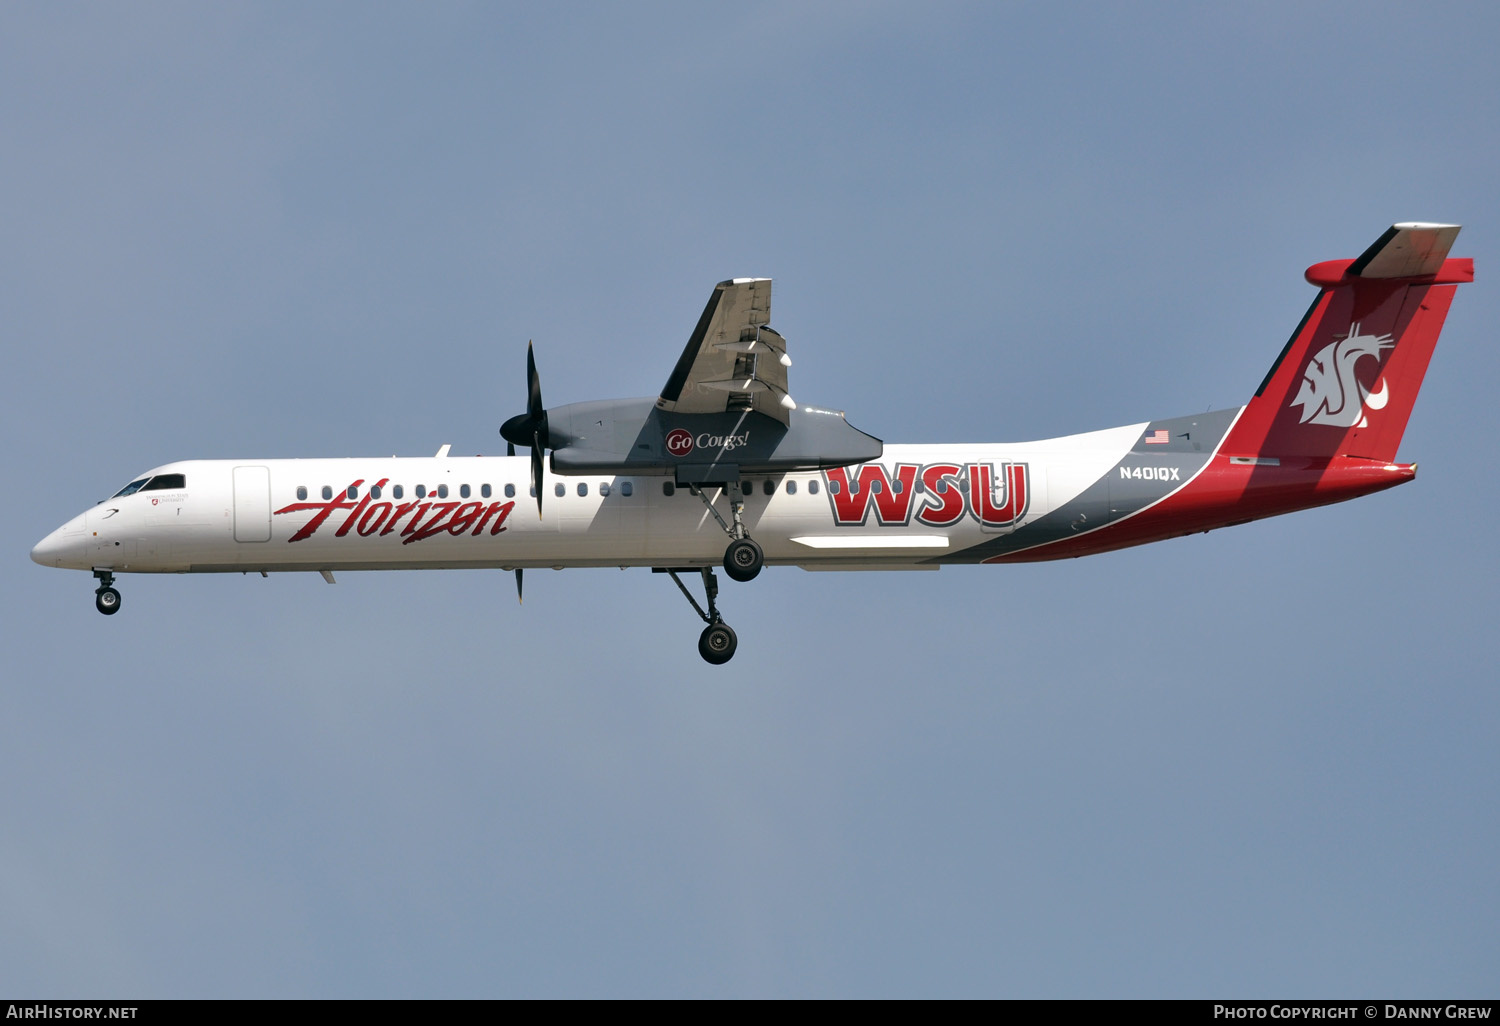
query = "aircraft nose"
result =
(32, 514, 90, 569)
(31, 529, 64, 567)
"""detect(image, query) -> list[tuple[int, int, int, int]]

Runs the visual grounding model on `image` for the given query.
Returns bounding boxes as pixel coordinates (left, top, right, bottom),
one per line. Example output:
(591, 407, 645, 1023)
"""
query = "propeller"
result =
(500, 341, 549, 519)
(515, 568, 524, 605)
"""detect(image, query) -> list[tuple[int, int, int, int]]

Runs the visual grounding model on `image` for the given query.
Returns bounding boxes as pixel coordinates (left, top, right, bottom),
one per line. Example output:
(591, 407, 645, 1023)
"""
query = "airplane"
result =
(31, 223, 1471, 664)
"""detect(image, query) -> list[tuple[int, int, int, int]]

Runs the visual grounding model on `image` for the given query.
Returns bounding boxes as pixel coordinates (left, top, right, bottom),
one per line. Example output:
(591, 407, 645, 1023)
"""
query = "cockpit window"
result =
(112, 478, 150, 498)
(141, 474, 187, 491)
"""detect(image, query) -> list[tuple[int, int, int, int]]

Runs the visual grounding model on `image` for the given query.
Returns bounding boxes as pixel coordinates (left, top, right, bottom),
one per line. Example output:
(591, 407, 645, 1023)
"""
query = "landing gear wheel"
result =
(662, 567, 740, 663)
(698, 622, 737, 664)
(95, 587, 121, 616)
(723, 538, 763, 582)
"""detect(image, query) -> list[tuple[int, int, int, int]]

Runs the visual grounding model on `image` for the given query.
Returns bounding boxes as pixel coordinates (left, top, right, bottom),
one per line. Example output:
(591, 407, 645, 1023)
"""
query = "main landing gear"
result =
(658, 567, 738, 665)
(93, 569, 120, 616)
(659, 480, 765, 664)
(688, 481, 764, 583)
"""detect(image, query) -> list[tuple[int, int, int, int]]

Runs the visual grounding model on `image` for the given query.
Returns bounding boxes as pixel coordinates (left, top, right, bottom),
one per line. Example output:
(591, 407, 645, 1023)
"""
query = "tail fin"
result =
(1222, 223, 1471, 463)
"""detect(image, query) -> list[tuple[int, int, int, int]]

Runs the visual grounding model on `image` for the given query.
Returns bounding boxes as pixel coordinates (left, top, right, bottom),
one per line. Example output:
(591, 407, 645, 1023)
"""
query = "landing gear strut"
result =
(689, 481, 764, 583)
(93, 570, 120, 616)
(659, 566, 738, 665)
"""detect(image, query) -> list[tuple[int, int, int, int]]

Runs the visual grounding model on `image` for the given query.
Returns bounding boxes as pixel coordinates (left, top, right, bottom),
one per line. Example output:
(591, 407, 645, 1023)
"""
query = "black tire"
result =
(722, 538, 763, 582)
(95, 587, 121, 616)
(698, 622, 737, 664)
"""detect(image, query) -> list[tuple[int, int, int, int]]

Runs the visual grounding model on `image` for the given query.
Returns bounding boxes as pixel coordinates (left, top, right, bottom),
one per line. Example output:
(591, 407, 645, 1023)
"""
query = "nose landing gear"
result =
(93, 569, 121, 616)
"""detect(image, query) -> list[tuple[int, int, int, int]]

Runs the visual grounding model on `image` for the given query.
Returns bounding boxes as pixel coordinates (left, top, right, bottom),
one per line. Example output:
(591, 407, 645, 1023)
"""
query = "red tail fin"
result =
(1223, 223, 1471, 463)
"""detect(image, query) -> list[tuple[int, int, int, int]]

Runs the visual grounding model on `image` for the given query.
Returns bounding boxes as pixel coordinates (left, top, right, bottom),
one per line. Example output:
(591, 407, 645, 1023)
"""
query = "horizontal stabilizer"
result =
(1348, 223, 1460, 279)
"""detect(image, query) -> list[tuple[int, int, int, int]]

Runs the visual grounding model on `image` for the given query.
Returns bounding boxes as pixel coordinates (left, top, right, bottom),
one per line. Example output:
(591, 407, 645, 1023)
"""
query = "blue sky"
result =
(4, 2, 1497, 997)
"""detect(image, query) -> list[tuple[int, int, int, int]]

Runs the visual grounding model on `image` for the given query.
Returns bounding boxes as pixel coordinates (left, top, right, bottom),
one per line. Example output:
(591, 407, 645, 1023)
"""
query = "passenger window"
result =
(959, 478, 969, 493)
(893, 479, 903, 493)
(481, 484, 491, 498)
(849, 480, 860, 495)
(786, 480, 797, 495)
(936, 480, 947, 494)
(460, 484, 470, 499)
(322, 486, 333, 500)
(871, 480, 883, 494)
(438, 484, 449, 499)
(296, 486, 307, 500)
(505, 484, 515, 498)
(621, 481, 633, 497)
(393, 485, 404, 499)
(416, 485, 427, 499)
(763, 479, 775, 495)
(577, 483, 588, 497)
(554, 483, 565, 498)
(112, 478, 150, 498)
(371, 485, 382, 499)
(142, 474, 187, 491)
(828, 480, 841, 495)
(808, 480, 820, 495)
(348, 485, 358, 499)
(530, 485, 536, 498)
(915, 479, 926, 494)
(663, 481, 675, 496)
(599, 482, 611, 497)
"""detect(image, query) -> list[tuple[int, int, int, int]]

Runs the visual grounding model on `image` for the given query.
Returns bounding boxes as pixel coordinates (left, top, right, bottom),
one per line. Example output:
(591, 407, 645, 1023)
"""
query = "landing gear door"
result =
(233, 466, 272, 542)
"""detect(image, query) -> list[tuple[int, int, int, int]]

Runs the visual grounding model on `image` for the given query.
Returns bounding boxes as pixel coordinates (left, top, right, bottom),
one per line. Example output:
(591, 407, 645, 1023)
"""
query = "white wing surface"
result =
(656, 278, 794, 425)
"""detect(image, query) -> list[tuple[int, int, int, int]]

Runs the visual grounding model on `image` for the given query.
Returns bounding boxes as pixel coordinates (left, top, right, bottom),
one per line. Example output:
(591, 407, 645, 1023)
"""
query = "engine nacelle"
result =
(545, 398, 883, 482)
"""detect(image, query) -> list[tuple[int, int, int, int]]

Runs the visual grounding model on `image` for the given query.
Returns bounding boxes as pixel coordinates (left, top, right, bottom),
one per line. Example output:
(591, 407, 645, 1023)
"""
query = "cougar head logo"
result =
(1288, 323, 1395, 429)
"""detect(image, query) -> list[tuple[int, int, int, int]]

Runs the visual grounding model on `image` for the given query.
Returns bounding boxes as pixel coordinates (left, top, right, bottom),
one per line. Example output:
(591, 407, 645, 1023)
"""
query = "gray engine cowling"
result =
(545, 398, 882, 482)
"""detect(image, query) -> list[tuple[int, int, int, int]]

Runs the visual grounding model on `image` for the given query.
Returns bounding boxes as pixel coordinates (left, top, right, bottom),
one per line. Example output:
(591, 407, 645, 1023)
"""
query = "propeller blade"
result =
(531, 431, 544, 519)
(500, 339, 549, 518)
(526, 340, 543, 419)
(515, 568, 523, 605)
(500, 340, 547, 451)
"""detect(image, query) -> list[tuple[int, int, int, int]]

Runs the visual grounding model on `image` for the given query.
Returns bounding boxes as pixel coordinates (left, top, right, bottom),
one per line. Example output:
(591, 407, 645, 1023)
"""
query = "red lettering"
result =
(486, 500, 515, 536)
(335, 478, 389, 536)
(403, 502, 460, 544)
(824, 465, 919, 525)
(273, 479, 364, 542)
(357, 502, 392, 536)
(378, 504, 420, 537)
(1008, 463, 1029, 523)
(824, 468, 862, 524)
(472, 501, 505, 535)
(916, 464, 965, 526)
(399, 502, 433, 536)
(264, 478, 520, 546)
(968, 463, 1028, 527)
(867, 465, 917, 524)
(445, 501, 485, 536)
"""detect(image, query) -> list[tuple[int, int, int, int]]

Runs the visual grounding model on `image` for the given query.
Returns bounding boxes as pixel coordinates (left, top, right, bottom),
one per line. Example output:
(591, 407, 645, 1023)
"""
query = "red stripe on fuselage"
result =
(982, 456, 1415, 563)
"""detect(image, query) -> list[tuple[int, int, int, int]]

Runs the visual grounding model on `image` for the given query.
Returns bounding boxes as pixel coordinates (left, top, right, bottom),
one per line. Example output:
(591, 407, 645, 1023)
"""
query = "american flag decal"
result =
(1143, 429, 1169, 444)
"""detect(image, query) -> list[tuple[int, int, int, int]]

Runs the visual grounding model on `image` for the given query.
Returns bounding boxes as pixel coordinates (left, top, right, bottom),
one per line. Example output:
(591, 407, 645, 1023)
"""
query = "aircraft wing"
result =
(656, 278, 794, 425)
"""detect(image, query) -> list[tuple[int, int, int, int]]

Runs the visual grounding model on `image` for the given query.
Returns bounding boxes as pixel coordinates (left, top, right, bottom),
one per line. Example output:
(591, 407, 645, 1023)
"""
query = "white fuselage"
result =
(31, 421, 1164, 576)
